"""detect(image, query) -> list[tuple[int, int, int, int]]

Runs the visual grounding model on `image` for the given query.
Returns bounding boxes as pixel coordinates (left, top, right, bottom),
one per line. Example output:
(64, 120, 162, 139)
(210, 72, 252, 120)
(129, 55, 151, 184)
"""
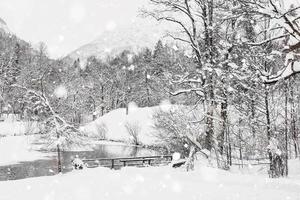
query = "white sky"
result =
(0, 0, 147, 58)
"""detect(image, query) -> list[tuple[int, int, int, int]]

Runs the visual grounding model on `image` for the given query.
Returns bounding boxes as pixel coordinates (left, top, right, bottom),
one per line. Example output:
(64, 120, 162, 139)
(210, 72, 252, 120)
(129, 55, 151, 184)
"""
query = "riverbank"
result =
(0, 135, 150, 166)
(0, 134, 159, 180)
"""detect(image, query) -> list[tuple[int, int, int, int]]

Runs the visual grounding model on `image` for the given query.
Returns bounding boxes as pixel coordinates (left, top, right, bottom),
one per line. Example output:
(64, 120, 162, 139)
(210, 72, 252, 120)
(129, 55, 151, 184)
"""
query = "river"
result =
(0, 143, 157, 181)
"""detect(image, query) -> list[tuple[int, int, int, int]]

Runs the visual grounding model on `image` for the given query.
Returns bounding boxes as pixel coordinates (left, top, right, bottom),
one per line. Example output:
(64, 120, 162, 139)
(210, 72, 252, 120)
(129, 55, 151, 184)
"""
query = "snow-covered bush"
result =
(95, 122, 107, 140)
(152, 107, 205, 157)
(41, 116, 83, 150)
(125, 121, 141, 145)
(24, 121, 38, 135)
(72, 155, 84, 170)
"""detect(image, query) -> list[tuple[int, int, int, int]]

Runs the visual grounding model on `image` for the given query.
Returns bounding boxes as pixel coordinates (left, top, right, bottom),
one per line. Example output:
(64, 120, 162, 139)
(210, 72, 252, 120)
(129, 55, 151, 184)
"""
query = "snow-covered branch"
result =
(263, 61, 300, 84)
(170, 88, 204, 97)
(10, 84, 80, 139)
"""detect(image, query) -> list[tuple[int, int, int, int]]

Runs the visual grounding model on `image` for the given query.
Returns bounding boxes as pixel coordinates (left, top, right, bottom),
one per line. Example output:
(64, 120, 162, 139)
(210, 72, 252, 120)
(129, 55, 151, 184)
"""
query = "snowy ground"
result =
(0, 134, 300, 200)
(1, 107, 300, 200)
(0, 135, 53, 165)
(0, 162, 300, 200)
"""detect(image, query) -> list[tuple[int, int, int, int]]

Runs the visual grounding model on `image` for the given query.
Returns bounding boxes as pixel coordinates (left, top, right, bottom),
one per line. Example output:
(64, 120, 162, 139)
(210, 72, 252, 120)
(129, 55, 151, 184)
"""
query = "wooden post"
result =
(111, 159, 114, 169)
(56, 129, 62, 173)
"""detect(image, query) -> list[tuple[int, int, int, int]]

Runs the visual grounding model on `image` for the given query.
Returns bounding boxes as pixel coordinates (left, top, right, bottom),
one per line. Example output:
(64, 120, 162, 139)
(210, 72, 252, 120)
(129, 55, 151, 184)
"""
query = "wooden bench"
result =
(119, 158, 156, 167)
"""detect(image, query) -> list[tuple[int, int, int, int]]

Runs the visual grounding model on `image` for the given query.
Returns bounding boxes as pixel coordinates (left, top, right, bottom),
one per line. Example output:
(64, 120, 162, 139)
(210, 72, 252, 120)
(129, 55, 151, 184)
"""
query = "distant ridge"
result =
(67, 19, 175, 62)
(0, 17, 11, 34)
(0, 17, 7, 25)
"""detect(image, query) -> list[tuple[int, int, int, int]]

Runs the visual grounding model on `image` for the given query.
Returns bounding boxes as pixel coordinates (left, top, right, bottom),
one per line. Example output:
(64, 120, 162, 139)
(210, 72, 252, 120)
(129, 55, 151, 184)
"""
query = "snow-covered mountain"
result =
(0, 17, 11, 34)
(68, 19, 174, 61)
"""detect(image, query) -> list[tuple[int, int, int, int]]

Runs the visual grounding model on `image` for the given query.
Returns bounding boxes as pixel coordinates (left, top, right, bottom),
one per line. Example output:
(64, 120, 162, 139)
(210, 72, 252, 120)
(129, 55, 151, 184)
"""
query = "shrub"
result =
(24, 121, 36, 135)
(125, 121, 141, 145)
(95, 122, 107, 140)
(152, 107, 205, 157)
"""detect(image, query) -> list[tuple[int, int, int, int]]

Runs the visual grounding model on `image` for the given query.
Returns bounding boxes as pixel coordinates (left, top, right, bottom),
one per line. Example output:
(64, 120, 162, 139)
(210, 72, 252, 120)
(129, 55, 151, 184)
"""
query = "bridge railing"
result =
(82, 155, 173, 169)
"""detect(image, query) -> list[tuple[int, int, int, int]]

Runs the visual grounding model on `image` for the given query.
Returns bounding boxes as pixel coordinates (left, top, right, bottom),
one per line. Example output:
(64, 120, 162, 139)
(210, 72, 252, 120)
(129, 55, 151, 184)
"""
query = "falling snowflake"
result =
(54, 85, 68, 99)
(106, 21, 117, 31)
(172, 152, 181, 161)
(128, 65, 135, 71)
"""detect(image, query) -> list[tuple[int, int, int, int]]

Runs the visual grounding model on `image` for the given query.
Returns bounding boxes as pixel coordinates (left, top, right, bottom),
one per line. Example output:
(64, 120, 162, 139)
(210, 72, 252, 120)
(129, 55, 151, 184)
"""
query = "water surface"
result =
(0, 144, 156, 181)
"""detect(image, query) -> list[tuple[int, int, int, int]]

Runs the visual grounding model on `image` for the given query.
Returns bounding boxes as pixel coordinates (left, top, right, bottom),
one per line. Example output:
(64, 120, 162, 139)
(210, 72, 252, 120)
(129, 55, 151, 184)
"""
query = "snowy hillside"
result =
(81, 102, 174, 145)
(68, 19, 173, 61)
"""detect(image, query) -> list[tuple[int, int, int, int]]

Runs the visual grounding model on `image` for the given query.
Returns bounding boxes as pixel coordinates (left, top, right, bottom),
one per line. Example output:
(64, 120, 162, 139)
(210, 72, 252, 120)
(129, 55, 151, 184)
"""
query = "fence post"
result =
(111, 159, 114, 169)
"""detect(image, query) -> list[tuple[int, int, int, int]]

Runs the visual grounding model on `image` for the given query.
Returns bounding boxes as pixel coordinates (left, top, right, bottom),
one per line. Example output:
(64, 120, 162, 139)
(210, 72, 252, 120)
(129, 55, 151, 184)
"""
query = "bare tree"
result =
(125, 121, 141, 145)
(241, 0, 300, 83)
(142, 0, 226, 151)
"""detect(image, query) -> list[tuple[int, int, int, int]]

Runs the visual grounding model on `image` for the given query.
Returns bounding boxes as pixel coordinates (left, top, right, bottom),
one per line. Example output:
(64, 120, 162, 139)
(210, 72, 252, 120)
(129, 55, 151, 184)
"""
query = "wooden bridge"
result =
(82, 155, 173, 169)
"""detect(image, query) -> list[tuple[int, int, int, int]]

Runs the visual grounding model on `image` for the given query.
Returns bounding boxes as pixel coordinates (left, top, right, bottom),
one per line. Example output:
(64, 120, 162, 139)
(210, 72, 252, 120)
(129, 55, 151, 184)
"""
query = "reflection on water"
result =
(0, 144, 156, 181)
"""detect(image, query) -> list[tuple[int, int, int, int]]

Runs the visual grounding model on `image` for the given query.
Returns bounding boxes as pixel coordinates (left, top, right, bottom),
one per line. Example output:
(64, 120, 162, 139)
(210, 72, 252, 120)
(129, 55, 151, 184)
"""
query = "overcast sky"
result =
(0, 0, 299, 59)
(0, 0, 147, 58)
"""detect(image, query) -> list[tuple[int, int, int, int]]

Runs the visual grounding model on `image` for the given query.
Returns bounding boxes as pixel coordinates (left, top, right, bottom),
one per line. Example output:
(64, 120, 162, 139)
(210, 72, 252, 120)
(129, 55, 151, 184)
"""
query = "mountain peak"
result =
(0, 17, 11, 34)
(68, 19, 174, 61)
(0, 18, 7, 26)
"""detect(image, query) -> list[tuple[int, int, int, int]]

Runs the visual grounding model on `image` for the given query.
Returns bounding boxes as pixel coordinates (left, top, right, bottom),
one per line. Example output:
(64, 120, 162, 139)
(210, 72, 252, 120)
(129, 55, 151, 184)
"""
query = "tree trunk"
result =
(101, 85, 104, 116)
(145, 70, 151, 107)
(219, 95, 228, 155)
(238, 120, 243, 168)
(250, 95, 256, 138)
(284, 84, 289, 176)
(185, 145, 196, 171)
(265, 85, 273, 172)
(290, 85, 297, 157)
(56, 129, 62, 173)
(126, 102, 129, 115)
(204, 74, 214, 151)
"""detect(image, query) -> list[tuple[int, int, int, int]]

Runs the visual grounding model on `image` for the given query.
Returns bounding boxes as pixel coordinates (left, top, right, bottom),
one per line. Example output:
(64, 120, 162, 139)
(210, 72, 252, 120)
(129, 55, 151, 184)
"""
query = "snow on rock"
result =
(0, 165, 300, 200)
